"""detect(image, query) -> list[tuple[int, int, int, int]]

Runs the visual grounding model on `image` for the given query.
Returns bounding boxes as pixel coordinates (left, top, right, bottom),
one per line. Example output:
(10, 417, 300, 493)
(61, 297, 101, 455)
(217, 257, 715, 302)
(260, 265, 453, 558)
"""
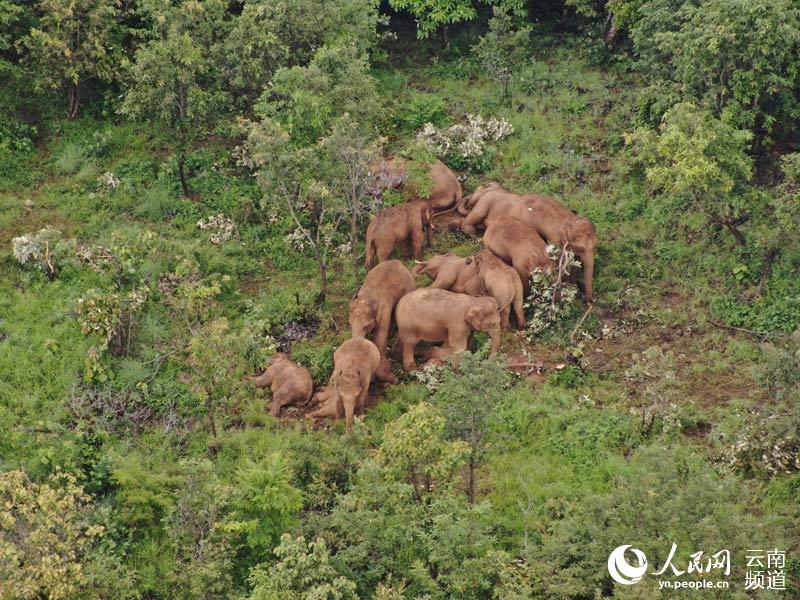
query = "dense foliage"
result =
(1, 0, 798, 598)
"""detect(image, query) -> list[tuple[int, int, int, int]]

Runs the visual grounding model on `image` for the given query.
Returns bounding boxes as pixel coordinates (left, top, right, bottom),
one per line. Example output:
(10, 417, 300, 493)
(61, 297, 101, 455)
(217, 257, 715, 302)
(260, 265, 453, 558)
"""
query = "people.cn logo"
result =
(608, 545, 649, 585)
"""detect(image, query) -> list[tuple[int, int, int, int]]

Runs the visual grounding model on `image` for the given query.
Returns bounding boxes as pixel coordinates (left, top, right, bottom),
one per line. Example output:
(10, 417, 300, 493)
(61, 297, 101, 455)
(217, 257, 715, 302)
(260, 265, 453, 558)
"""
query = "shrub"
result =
(728, 403, 800, 478)
(416, 114, 514, 172)
(12, 228, 72, 280)
(524, 245, 581, 338)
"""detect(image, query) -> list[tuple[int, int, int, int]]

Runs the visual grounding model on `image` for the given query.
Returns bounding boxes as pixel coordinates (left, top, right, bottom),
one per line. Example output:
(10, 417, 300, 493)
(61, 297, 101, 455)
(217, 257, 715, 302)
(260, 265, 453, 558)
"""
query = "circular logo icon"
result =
(608, 545, 648, 585)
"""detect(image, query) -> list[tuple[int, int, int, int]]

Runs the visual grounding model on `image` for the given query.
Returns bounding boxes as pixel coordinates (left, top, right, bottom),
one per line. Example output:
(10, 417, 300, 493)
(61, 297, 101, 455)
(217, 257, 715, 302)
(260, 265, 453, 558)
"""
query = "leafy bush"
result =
(12, 228, 71, 280)
(524, 245, 581, 338)
(394, 92, 447, 133)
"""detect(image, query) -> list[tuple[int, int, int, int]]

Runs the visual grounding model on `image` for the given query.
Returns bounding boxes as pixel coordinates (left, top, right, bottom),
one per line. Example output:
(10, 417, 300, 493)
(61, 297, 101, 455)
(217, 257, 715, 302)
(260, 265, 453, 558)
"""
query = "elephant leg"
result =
(373, 321, 389, 356)
(411, 227, 423, 260)
(401, 335, 418, 371)
(376, 239, 394, 263)
(251, 369, 273, 388)
(461, 198, 490, 235)
(499, 305, 510, 330)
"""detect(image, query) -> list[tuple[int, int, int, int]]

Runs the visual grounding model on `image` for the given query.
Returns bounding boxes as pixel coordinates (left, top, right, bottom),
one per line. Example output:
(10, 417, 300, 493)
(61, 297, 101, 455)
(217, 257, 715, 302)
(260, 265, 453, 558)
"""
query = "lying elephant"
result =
(307, 337, 397, 432)
(365, 200, 431, 267)
(395, 288, 501, 371)
(373, 157, 463, 212)
(350, 260, 416, 355)
(413, 251, 525, 329)
(460, 183, 597, 302)
(483, 217, 552, 292)
(251, 353, 313, 417)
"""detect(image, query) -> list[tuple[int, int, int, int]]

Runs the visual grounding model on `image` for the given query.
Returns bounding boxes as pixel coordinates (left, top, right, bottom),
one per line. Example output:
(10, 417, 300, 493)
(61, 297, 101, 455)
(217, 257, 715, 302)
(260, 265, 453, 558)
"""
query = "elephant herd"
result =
(254, 158, 597, 431)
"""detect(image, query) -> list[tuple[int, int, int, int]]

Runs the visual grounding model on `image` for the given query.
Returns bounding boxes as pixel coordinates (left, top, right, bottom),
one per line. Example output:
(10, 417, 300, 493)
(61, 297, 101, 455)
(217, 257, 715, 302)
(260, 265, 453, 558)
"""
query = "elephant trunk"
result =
(456, 194, 472, 216)
(582, 250, 594, 304)
(487, 326, 502, 354)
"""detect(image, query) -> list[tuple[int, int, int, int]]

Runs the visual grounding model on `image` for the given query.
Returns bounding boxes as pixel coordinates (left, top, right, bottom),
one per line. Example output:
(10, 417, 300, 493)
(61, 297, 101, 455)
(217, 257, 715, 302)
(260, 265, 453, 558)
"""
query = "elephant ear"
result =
(465, 304, 482, 329)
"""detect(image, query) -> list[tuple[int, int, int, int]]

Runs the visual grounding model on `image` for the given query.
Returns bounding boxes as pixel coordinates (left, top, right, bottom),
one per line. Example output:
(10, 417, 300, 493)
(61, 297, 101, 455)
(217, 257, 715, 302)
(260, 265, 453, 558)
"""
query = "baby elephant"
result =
(307, 338, 397, 432)
(365, 200, 432, 267)
(251, 353, 313, 417)
(395, 288, 502, 371)
(412, 253, 482, 295)
(350, 260, 416, 355)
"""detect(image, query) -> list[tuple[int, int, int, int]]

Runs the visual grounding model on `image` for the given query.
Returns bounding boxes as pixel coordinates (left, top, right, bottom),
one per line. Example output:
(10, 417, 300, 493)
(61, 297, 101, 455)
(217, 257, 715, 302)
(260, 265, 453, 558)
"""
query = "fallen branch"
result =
(707, 319, 773, 340)
(570, 304, 593, 343)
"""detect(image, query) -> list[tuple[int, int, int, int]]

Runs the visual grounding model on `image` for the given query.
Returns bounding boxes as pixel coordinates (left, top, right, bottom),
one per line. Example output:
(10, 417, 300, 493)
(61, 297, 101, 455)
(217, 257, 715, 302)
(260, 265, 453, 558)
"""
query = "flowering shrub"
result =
(98, 171, 120, 190)
(524, 244, 580, 338)
(12, 228, 71, 280)
(416, 114, 514, 172)
(197, 213, 237, 244)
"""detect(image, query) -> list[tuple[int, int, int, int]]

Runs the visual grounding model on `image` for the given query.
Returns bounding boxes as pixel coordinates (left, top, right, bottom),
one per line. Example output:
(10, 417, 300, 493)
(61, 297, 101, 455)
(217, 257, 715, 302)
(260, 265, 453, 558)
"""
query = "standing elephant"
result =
(482, 217, 552, 292)
(251, 353, 313, 417)
(365, 200, 431, 267)
(373, 157, 463, 212)
(350, 260, 416, 355)
(395, 288, 501, 371)
(307, 338, 397, 432)
(472, 249, 526, 330)
(460, 184, 597, 302)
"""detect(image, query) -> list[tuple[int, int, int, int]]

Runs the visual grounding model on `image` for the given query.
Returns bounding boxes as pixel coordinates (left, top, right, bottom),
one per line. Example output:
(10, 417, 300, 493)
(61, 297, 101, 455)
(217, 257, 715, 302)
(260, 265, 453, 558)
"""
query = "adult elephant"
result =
(308, 337, 397, 432)
(483, 217, 552, 293)
(350, 260, 416, 355)
(373, 157, 463, 212)
(460, 183, 597, 302)
(365, 200, 431, 267)
(395, 288, 501, 371)
(413, 251, 525, 329)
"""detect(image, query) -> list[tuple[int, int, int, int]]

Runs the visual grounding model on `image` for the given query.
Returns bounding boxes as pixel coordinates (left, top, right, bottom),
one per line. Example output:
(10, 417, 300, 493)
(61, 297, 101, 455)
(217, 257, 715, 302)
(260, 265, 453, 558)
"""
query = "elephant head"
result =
(412, 253, 457, 276)
(349, 297, 378, 338)
(464, 296, 502, 353)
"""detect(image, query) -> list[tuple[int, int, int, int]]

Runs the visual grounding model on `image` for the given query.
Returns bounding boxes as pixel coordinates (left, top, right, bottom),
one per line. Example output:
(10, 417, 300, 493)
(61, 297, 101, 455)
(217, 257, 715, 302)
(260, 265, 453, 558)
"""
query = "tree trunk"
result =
(724, 220, 747, 246)
(316, 258, 328, 306)
(350, 211, 359, 282)
(67, 82, 80, 119)
(756, 247, 780, 295)
(442, 24, 450, 47)
(467, 461, 476, 505)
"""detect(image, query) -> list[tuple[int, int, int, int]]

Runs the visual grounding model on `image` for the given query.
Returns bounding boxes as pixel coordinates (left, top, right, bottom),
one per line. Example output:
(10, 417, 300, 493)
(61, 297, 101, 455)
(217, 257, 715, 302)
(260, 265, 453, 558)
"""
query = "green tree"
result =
(632, 0, 800, 143)
(626, 102, 754, 245)
(240, 43, 381, 303)
(388, 0, 481, 43)
(227, 454, 303, 563)
(431, 353, 511, 503)
(20, 0, 119, 119)
(248, 534, 357, 600)
(473, 6, 531, 101)
(187, 318, 252, 444)
(0, 470, 105, 599)
(120, 0, 230, 197)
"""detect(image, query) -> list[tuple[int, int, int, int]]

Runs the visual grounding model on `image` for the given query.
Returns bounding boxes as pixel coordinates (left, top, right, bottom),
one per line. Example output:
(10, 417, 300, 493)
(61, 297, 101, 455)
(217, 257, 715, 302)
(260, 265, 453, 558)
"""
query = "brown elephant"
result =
(482, 217, 553, 291)
(460, 184, 597, 302)
(251, 353, 313, 417)
(412, 253, 482, 295)
(373, 157, 463, 212)
(365, 200, 431, 267)
(307, 338, 397, 432)
(413, 251, 525, 329)
(395, 288, 502, 371)
(472, 249, 526, 330)
(350, 260, 416, 355)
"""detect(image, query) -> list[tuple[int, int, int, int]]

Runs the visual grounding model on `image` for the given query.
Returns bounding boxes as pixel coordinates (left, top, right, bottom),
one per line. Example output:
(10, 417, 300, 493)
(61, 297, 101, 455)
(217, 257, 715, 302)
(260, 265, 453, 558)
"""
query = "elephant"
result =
(395, 288, 502, 371)
(307, 338, 397, 432)
(350, 260, 416, 355)
(413, 251, 525, 329)
(412, 253, 482, 295)
(482, 217, 553, 292)
(460, 183, 597, 302)
(373, 157, 463, 212)
(365, 200, 431, 267)
(251, 353, 313, 417)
